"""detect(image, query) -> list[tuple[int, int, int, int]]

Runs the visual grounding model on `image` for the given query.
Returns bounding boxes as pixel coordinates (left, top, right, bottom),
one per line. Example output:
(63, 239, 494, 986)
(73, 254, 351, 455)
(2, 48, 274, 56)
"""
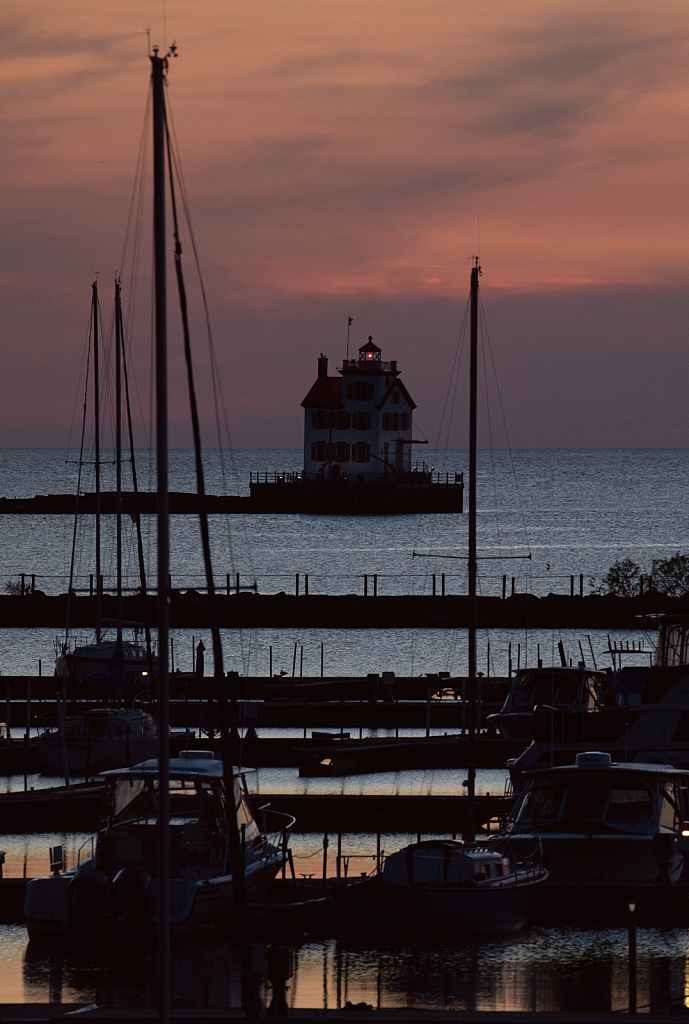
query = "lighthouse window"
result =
(401, 412, 409, 430)
(391, 391, 401, 405)
(336, 442, 350, 462)
(347, 382, 374, 401)
(353, 411, 371, 430)
(336, 412, 351, 430)
(311, 410, 336, 430)
(352, 442, 371, 463)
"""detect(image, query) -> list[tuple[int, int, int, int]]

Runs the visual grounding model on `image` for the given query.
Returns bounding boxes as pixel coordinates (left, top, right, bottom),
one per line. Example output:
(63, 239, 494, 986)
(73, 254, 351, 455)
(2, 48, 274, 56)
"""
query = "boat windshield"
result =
(508, 673, 593, 710)
(507, 774, 660, 831)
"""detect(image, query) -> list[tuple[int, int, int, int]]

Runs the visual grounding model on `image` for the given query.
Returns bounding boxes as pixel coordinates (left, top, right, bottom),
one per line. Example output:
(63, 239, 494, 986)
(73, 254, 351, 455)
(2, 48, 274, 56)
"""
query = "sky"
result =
(1, 0, 689, 450)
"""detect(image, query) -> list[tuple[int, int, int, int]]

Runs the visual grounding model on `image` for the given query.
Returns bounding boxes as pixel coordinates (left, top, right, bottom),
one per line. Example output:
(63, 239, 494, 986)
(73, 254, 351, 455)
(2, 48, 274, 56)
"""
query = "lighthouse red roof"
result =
(301, 376, 343, 409)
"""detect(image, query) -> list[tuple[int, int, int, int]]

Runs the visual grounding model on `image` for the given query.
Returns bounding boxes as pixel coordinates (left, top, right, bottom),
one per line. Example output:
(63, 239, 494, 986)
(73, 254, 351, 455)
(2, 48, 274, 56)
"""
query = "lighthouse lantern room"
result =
(301, 337, 417, 481)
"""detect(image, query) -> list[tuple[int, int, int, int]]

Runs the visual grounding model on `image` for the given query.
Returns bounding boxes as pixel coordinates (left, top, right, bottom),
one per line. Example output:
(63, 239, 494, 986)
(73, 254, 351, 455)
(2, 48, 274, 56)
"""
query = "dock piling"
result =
(322, 832, 328, 888)
(4, 685, 9, 745)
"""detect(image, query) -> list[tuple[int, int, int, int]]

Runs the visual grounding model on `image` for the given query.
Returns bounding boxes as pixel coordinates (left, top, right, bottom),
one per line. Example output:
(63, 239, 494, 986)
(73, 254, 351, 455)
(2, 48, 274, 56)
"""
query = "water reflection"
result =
(10, 927, 689, 1013)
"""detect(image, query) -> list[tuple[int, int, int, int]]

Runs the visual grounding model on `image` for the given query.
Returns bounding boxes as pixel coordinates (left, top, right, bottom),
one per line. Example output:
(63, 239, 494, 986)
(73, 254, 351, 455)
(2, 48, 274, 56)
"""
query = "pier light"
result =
(628, 900, 636, 913)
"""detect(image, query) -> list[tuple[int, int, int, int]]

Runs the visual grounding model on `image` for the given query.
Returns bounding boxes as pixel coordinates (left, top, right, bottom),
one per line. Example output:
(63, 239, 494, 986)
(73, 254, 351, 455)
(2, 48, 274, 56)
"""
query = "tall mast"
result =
(464, 256, 480, 844)
(93, 280, 102, 644)
(151, 46, 170, 1024)
(115, 280, 123, 644)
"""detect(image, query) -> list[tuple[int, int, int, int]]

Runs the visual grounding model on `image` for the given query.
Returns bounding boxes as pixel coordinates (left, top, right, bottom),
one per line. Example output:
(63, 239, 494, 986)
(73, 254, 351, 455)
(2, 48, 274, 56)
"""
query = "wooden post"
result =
(579, 573, 583, 597)
(170, 637, 175, 674)
(90, 574, 93, 598)
(508, 643, 512, 678)
(432, 573, 436, 597)
(320, 643, 324, 680)
(295, 573, 299, 597)
(269, 646, 273, 678)
(300, 646, 304, 679)
(322, 832, 328, 888)
(570, 575, 574, 597)
(5, 685, 10, 745)
(373, 574, 377, 598)
(511, 577, 515, 596)
(337, 826, 342, 884)
(226, 573, 230, 596)
(376, 822, 381, 874)
(442, 573, 445, 597)
(236, 573, 240, 595)
(364, 575, 368, 597)
(305, 574, 309, 596)
(502, 575, 506, 600)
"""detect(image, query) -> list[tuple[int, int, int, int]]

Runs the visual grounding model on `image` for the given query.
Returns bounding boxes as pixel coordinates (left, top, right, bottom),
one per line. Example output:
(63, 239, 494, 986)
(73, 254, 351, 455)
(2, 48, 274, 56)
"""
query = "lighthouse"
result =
(301, 338, 417, 481)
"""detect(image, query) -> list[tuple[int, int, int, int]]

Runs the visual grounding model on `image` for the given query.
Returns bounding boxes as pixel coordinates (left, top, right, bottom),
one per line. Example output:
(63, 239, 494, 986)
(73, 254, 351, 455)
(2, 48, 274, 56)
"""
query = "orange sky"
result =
(1, 0, 689, 447)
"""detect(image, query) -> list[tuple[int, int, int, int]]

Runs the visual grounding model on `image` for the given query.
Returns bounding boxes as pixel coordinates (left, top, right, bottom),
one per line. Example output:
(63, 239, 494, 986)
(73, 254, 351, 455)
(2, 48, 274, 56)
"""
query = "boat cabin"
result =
(504, 753, 689, 839)
(96, 755, 258, 881)
(383, 841, 515, 887)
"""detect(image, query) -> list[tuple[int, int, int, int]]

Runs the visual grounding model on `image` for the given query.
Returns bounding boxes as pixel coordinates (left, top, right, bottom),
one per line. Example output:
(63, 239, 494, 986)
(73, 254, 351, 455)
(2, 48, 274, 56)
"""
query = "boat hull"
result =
(342, 875, 546, 934)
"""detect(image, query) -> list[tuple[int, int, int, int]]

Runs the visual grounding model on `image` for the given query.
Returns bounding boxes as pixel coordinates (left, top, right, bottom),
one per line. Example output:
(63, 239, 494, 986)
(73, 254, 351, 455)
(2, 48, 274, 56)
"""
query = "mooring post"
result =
(508, 642, 512, 678)
(442, 573, 445, 597)
(25, 681, 31, 742)
(320, 642, 324, 680)
(502, 575, 506, 600)
(269, 645, 273, 678)
(364, 575, 368, 597)
(579, 573, 584, 597)
(373, 574, 377, 597)
(305, 574, 309, 596)
(226, 573, 230, 596)
(5, 685, 10, 745)
(295, 573, 299, 597)
(236, 573, 240, 595)
(376, 820, 381, 874)
(300, 646, 304, 679)
(628, 900, 637, 1013)
(322, 832, 328, 888)
(570, 575, 574, 597)
(511, 577, 515, 596)
(432, 573, 436, 597)
(337, 826, 342, 885)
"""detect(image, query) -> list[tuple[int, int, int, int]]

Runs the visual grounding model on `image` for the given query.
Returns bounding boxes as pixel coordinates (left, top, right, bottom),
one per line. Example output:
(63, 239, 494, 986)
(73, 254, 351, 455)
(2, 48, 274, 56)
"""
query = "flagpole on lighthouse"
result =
(347, 316, 353, 360)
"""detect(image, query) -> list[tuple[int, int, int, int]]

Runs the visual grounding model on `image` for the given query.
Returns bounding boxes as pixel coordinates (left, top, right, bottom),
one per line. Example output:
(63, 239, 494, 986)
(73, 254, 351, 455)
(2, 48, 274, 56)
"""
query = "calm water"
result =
(1, 448, 689, 597)
(0, 447, 686, 1009)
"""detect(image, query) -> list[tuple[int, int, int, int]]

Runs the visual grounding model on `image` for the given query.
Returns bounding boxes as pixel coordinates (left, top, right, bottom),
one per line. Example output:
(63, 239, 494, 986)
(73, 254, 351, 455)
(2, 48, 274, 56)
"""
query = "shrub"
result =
(592, 558, 641, 598)
(651, 552, 689, 597)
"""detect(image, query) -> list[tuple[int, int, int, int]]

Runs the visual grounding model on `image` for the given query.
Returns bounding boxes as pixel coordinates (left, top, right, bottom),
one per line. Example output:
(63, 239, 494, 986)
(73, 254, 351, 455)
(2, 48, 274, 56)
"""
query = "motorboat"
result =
(37, 706, 158, 773)
(24, 752, 295, 939)
(493, 752, 689, 920)
(354, 840, 547, 933)
(487, 666, 612, 743)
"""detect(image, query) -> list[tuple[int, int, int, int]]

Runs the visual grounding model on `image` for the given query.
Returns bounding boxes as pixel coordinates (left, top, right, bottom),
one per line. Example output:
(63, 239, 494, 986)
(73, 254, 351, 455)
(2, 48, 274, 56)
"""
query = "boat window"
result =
(510, 776, 655, 827)
(510, 675, 581, 709)
(232, 779, 255, 830)
(112, 778, 146, 820)
(606, 787, 652, 823)
(659, 781, 681, 830)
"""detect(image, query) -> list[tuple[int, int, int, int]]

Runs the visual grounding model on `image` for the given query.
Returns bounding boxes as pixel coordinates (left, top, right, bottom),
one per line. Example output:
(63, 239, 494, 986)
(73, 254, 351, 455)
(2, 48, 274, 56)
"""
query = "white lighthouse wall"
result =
(303, 370, 413, 480)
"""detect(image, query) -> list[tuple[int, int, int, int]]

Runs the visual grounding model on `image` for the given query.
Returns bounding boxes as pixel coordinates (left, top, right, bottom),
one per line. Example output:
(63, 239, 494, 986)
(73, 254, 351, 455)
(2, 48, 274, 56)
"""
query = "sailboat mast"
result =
(93, 280, 102, 644)
(151, 46, 170, 1024)
(465, 257, 480, 844)
(115, 280, 123, 641)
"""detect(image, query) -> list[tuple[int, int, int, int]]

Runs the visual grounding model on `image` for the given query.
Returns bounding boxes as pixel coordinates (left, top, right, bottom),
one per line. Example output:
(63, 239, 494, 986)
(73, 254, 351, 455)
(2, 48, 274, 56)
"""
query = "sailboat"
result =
(28, 58, 292, 1005)
(54, 279, 155, 693)
(351, 261, 547, 933)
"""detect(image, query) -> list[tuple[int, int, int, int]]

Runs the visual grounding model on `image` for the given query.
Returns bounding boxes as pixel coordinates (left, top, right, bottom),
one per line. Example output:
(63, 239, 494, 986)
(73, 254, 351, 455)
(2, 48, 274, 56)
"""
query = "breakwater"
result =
(0, 589, 684, 628)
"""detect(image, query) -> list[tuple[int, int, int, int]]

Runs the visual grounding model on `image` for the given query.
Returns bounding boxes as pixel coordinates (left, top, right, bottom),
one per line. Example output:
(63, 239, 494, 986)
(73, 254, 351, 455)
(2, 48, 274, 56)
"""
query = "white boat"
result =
(37, 706, 158, 773)
(360, 840, 547, 933)
(24, 753, 295, 940)
(487, 665, 611, 743)
(497, 752, 689, 893)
